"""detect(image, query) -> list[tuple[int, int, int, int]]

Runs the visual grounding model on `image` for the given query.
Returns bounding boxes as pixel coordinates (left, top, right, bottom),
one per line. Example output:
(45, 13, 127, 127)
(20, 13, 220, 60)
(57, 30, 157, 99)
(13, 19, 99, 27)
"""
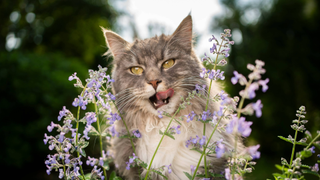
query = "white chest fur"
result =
(135, 116, 204, 179)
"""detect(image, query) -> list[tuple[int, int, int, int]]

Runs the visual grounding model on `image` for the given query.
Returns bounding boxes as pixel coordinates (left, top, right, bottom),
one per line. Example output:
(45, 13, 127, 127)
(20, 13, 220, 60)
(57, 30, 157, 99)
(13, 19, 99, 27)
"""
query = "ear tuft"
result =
(101, 27, 129, 58)
(168, 15, 193, 51)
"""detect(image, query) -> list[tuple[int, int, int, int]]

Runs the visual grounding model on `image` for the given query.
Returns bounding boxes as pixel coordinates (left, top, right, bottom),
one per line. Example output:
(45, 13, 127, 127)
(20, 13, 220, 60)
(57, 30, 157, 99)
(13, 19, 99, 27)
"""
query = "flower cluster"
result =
(185, 135, 207, 148)
(44, 66, 117, 179)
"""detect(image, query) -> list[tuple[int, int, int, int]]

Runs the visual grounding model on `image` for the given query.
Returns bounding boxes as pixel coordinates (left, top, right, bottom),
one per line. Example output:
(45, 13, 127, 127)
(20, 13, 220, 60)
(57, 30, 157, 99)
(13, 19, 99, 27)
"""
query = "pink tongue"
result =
(156, 88, 174, 105)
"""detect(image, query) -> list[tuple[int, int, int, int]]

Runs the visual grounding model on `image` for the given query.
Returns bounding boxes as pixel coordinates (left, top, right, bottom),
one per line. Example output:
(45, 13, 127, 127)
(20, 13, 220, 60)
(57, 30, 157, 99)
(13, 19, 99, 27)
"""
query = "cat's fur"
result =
(102, 15, 243, 180)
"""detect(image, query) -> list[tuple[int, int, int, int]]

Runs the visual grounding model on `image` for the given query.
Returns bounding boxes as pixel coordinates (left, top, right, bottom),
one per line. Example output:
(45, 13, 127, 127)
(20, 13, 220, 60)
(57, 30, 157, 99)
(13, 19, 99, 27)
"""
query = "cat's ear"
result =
(101, 27, 129, 58)
(168, 15, 193, 51)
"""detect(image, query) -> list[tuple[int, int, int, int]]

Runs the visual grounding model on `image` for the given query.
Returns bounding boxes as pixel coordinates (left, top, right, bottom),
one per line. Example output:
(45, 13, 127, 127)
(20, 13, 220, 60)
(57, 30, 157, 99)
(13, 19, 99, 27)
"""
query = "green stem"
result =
(144, 107, 181, 180)
(289, 133, 320, 178)
(191, 110, 227, 180)
(202, 39, 223, 177)
(93, 97, 107, 178)
(232, 78, 253, 180)
(74, 85, 87, 179)
(102, 86, 136, 154)
(75, 105, 86, 179)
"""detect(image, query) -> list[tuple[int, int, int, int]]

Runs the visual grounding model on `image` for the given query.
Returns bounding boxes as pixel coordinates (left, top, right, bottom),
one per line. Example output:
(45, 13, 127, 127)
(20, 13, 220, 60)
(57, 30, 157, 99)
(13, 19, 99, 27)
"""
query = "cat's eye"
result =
(130, 66, 144, 75)
(162, 59, 175, 69)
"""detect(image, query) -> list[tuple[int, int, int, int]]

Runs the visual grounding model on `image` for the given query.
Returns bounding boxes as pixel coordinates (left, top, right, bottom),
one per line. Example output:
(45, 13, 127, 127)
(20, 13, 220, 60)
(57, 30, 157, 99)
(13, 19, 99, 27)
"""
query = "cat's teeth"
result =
(164, 99, 167, 104)
(153, 102, 157, 106)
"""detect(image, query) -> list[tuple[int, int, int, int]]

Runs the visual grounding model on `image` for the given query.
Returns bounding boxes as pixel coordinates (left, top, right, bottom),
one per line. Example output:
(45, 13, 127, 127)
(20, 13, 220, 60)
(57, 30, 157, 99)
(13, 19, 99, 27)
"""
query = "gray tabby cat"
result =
(102, 15, 243, 180)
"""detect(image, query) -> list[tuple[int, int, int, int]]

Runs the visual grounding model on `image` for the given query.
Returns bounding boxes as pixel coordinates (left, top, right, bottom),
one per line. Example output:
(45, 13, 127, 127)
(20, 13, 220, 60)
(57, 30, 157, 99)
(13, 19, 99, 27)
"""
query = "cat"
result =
(101, 15, 243, 180)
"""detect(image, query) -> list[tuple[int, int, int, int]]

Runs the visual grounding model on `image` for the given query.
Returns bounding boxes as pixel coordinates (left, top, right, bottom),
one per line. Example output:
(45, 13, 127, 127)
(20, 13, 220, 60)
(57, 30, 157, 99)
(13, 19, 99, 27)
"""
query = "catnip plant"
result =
(44, 29, 319, 180)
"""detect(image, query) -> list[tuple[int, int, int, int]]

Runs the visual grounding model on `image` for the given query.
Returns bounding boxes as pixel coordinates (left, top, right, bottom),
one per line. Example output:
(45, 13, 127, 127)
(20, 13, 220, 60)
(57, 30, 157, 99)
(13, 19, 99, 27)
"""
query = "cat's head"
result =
(102, 15, 205, 115)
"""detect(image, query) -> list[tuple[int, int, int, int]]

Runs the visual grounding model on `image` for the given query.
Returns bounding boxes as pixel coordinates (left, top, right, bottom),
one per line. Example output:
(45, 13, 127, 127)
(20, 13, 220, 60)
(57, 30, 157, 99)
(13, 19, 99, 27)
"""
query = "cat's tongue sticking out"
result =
(150, 88, 174, 109)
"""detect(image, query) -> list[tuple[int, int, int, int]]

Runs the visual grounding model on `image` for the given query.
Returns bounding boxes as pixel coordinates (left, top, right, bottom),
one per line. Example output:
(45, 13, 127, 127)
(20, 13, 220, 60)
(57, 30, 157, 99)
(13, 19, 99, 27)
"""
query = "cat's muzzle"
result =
(149, 88, 174, 109)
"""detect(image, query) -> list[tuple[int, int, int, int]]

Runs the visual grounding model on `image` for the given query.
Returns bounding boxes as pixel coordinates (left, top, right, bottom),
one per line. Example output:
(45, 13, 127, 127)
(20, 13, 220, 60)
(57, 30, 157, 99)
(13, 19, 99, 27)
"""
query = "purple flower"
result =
(199, 136, 206, 147)
(126, 162, 130, 170)
(106, 75, 114, 83)
(58, 132, 65, 143)
(259, 78, 269, 92)
(247, 144, 261, 159)
(133, 130, 141, 138)
(192, 135, 200, 144)
(216, 141, 225, 158)
(64, 142, 72, 152)
(129, 153, 137, 163)
(247, 83, 259, 99)
(85, 112, 97, 126)
(158, 111, 163, 118)
(231, 71, 241, 85)
(83, 125, 91, 140)
(201, 53, 209, 62)
(210, 43, 217, 53)
(171, 125, 181, 134)
(200, 68, 207, 78)
(209, 35, 216, 42)
(109, 125, 118, 137)
(58, 168, 64, 179)
(86, 156, 98, 166)
(68, 72, 78, 81)
(226, 117, 236, 134)
(44, 133, 50, 144)
(190, 165, 196, 174)
(165, 164, 172, 174)
(47, 121, 56, 132)
(226, 116, 253, 137)
(238, 117, 253, 137)
(58, 106, 69, 121)
(312, 163, 319, 172)
(108, 92, 116, 100)
(72, 96, 88, 110)
(201, 110, 210, 121)
(252, 99, 263, 118)
(185, 111, 196, 123)
(225, 168, 231, 180)
(185, 137, 192, 148)
(108, 112, 121, 124)
(310, 146, 316, 153)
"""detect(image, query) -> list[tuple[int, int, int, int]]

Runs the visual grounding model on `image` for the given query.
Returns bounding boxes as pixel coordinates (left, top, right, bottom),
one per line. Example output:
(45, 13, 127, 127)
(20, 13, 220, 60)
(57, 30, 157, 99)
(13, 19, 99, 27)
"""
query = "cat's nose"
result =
(148, 79, 162, 90)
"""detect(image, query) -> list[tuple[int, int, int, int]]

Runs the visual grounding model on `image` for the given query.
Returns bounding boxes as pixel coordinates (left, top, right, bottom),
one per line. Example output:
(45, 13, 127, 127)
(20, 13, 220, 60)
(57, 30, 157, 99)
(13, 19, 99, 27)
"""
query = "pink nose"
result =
(148, 79, 162, 90)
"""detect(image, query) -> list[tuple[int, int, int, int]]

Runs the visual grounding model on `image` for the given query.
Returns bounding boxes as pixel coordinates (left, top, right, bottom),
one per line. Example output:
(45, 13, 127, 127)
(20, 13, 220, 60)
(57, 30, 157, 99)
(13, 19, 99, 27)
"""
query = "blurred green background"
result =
(0, 0, 319, 179)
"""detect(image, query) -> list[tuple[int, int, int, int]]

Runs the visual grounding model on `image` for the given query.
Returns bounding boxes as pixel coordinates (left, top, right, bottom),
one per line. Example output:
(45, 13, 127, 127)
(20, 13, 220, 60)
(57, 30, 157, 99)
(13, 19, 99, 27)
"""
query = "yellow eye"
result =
(162, 59, 175, 69)
(130, 66, 144, 75)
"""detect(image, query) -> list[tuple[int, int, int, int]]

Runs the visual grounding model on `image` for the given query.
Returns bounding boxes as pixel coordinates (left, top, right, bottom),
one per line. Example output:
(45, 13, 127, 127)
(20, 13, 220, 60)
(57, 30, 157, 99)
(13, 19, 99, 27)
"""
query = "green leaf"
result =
(101, 132, 110, 137)
(183, 172, 192, 180)
(278, 136, 293, 144)
(275, 164, 288, 171)
(190, 148, 203, 154)
(118, 134, 132, 139)
(164, 132, 175, 140)
(302, 169, 320, 177)
(80, 148, 86, 157)
(109, 171, 123, 180)
(173, 118, 182, 125)
(151, 170, 168, 180)
(159, 130, 164, 135)
(195, 174, 205, 177)
(295, 141, 308, 146)
(138, 161, 148, 169)
(209, 172, 224, 177)
(88, 126, 100, 136)
(102, 161, 110, 170)
(301, 164, 311, 169)
(300, 150, 312, 159)
(79, 141, 90, 149)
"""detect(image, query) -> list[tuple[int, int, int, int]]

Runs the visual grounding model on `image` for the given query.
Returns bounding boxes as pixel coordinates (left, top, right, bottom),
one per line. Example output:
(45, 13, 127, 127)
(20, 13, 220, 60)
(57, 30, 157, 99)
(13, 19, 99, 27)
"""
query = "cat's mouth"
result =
(149, 88, 174, 109)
